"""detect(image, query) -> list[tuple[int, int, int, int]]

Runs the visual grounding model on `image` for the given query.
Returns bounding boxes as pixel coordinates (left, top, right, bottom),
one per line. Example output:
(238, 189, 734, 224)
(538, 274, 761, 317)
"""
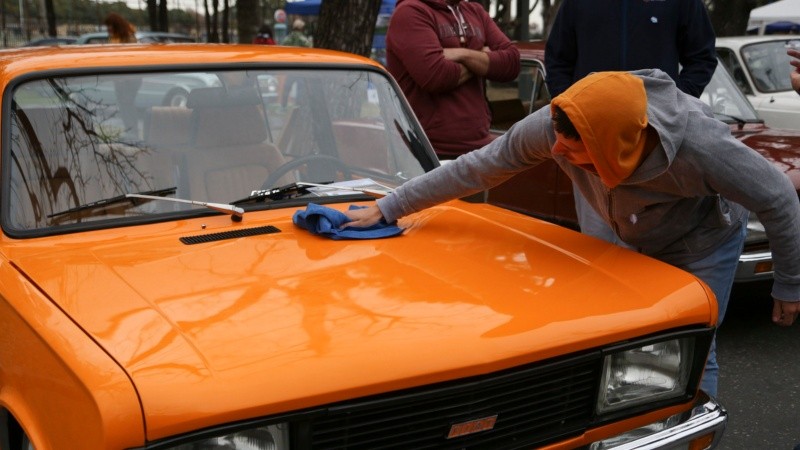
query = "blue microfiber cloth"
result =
(293, 203, 403, 240)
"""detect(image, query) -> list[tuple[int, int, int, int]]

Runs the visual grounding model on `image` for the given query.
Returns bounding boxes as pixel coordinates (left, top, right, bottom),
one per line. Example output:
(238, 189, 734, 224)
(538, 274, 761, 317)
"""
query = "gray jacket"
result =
(377, 69, 800, 301)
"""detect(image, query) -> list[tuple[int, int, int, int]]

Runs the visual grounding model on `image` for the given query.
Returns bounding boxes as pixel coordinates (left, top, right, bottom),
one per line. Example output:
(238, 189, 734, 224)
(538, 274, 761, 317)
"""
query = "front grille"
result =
(308, 354, 601, 449)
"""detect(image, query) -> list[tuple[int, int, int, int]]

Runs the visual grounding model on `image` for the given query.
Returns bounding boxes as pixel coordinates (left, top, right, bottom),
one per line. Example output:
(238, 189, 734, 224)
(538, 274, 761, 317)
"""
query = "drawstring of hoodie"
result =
(446, 3, 468, 44)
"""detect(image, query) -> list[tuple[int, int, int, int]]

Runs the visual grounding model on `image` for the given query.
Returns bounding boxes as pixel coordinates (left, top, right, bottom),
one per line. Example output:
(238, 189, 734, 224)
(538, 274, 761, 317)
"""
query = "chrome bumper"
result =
(735, 249, 773, 283)
(589, 392, 726, 450)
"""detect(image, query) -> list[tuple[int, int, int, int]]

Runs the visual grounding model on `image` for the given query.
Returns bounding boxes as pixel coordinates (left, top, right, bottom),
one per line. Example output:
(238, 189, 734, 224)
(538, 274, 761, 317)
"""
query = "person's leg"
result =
(680, 218, 747, 398)
(574, 187, 632, 248)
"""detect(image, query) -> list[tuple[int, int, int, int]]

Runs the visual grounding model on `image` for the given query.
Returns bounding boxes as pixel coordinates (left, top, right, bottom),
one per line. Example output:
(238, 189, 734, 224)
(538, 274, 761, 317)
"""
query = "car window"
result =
(486, 60, 550, 132)
(739, 39, 796, 93)
(716, 47, 753, 95)
(700, 63, 761, 123)
(4, 68, 429, 235)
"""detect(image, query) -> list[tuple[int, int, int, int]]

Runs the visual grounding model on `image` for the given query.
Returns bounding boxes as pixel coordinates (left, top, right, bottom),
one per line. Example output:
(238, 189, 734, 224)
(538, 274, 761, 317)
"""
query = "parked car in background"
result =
(486, 40, 800, 284)
(0, 43, 726, 449)
(22, 36, 77, 46)
(69, 32, 208, 108)
(85, 70, 223, 109)
(74, 30, 196, 44)
(715, 35, 800, 130)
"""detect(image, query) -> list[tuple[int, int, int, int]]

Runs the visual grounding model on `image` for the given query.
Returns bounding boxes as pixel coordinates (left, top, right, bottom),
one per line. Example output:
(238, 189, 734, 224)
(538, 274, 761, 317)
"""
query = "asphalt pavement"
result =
(716, 281, 800, 450)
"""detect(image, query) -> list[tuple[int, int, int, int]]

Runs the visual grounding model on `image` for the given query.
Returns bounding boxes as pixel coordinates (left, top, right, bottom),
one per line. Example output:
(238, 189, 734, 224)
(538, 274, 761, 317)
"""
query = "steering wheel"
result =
(261, 154, 352, 190)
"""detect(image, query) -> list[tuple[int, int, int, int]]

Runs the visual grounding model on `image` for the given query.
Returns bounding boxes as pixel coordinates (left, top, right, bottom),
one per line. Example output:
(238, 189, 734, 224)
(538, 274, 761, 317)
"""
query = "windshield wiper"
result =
(716, 113, 748, 128)
(126, 193, 245, 222)
(47, 187, 177, 219)
(231, 181, 315, 205)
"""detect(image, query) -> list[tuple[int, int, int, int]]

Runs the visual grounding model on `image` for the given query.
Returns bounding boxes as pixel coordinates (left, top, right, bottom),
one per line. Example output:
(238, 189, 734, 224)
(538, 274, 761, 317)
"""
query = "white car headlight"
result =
(164, 423, 289, 450)
(597, 337, 694, 414)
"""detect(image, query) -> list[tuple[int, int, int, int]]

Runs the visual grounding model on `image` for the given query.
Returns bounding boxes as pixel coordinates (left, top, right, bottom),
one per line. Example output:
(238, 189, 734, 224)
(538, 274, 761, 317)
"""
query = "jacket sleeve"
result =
(475, 5, 520, 82)
(675, 0, 718, 97)
(684, 116, 800, 302)
(377, 107, 556, 223)
(387, 4, 465, 94)
(544, 0, 577, 98)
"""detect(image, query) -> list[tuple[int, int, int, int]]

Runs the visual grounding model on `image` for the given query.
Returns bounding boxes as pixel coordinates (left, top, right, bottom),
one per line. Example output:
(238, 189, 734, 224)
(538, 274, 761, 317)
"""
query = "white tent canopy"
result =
(748, 0, 800, 34)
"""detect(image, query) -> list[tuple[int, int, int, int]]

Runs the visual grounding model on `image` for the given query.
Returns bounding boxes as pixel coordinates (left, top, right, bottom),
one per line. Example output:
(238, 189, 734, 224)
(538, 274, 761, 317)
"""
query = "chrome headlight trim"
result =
(146, 420, 291, 450)
(595, 328, 714, 420)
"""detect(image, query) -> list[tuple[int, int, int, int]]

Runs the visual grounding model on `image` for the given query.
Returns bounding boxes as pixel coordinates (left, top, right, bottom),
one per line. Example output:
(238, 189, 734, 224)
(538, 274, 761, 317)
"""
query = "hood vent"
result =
(180, 225, 281, 245)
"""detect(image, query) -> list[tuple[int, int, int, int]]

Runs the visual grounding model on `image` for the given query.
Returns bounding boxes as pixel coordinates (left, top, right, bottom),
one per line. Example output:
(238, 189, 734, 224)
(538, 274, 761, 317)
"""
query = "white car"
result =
(716, 35, 800, 130)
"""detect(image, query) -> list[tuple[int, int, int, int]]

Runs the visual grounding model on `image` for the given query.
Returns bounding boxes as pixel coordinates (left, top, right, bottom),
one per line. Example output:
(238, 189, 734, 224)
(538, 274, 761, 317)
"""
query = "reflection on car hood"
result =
(736, 125, 800, 190)
(11, 201, 712, 440)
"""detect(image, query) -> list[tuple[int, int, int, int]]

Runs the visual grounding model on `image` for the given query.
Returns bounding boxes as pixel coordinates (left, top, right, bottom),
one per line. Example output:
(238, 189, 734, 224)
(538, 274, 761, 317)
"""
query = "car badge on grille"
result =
(446, 414, 498, 439)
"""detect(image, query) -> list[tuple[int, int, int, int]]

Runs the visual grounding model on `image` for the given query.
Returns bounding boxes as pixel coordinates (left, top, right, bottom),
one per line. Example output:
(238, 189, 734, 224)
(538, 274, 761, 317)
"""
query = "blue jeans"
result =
(679, 218, 747, 398)
(575, 189, 747, 397)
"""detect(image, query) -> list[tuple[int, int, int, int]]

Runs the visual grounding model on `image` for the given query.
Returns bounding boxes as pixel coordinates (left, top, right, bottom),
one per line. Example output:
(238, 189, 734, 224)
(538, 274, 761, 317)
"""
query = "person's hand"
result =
(342, 204, 384, 228)
(772, 298, 800, 326)
(788, 48, 800, 94)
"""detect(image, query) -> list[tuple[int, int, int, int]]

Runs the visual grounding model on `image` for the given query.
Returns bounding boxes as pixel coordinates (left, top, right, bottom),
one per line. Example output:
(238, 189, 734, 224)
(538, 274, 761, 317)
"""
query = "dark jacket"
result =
(545, 0, 717, 98)
(387, 0, 520, 158)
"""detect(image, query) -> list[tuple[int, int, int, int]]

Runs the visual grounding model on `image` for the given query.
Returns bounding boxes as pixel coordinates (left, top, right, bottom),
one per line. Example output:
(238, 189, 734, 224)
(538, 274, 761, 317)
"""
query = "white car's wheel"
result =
(163, 88, 189, 108)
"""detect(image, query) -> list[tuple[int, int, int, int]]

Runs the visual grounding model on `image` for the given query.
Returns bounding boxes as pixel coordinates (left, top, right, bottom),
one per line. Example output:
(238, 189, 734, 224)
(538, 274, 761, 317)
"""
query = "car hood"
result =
(737, 125, 800, 189)
(9, 201, 712, 440)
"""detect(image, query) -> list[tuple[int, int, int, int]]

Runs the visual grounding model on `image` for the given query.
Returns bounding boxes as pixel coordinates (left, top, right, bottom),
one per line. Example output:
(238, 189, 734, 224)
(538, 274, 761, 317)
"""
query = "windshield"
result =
(740, 39, 799, 93)
(4, 68, 430, 235)
(700, 62, 761, 123)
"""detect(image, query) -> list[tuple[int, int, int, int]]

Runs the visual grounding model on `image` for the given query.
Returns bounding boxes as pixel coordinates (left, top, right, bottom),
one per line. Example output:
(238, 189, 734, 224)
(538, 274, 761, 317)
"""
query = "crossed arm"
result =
(443, 47, 491, 85)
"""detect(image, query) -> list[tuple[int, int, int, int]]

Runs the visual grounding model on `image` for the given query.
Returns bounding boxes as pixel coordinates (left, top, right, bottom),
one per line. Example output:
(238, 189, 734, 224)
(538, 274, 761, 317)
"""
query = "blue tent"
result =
(765, 21, 800, 34)
(285, 0, 395, 16)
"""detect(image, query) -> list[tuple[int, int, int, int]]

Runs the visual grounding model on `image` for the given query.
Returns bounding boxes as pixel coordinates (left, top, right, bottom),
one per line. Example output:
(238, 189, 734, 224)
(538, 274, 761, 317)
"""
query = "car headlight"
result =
(597, 337, 694, 414)
(163, 423, 289, 450)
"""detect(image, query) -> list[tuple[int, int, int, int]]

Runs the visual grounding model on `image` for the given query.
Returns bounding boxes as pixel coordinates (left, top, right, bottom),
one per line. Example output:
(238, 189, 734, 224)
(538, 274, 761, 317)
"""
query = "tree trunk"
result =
(204, 0, 213, 42)
(222, 0, 230, 43)
(159, 0, 169, 32)
(44, 0, 56, 36)
(540, 0, 561, 38)
(148, 0, 159, 31)
(236, 0, 260, 44)
(209, 0, 220, 42)
(705, 0, 762, 37)
(313, 0, 382, 57)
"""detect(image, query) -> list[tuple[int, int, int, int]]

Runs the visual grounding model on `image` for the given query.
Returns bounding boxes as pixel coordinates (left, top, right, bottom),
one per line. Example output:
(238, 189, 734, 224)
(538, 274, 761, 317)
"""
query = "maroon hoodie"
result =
(386, 0, 520, 158)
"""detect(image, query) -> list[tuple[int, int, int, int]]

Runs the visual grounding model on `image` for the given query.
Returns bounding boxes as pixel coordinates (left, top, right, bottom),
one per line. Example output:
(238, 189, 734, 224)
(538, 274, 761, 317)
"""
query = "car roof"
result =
(716, 34, 800, 49)
(0, 44, 382, 82)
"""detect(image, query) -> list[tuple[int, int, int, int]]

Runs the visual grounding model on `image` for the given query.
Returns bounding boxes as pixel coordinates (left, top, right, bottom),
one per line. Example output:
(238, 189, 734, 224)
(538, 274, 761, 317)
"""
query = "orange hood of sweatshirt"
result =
(551, 72, 649, 188)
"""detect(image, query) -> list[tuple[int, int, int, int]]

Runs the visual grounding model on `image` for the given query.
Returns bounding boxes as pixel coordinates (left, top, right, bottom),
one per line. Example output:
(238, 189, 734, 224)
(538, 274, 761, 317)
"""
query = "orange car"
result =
(0, 44, 724, 449)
